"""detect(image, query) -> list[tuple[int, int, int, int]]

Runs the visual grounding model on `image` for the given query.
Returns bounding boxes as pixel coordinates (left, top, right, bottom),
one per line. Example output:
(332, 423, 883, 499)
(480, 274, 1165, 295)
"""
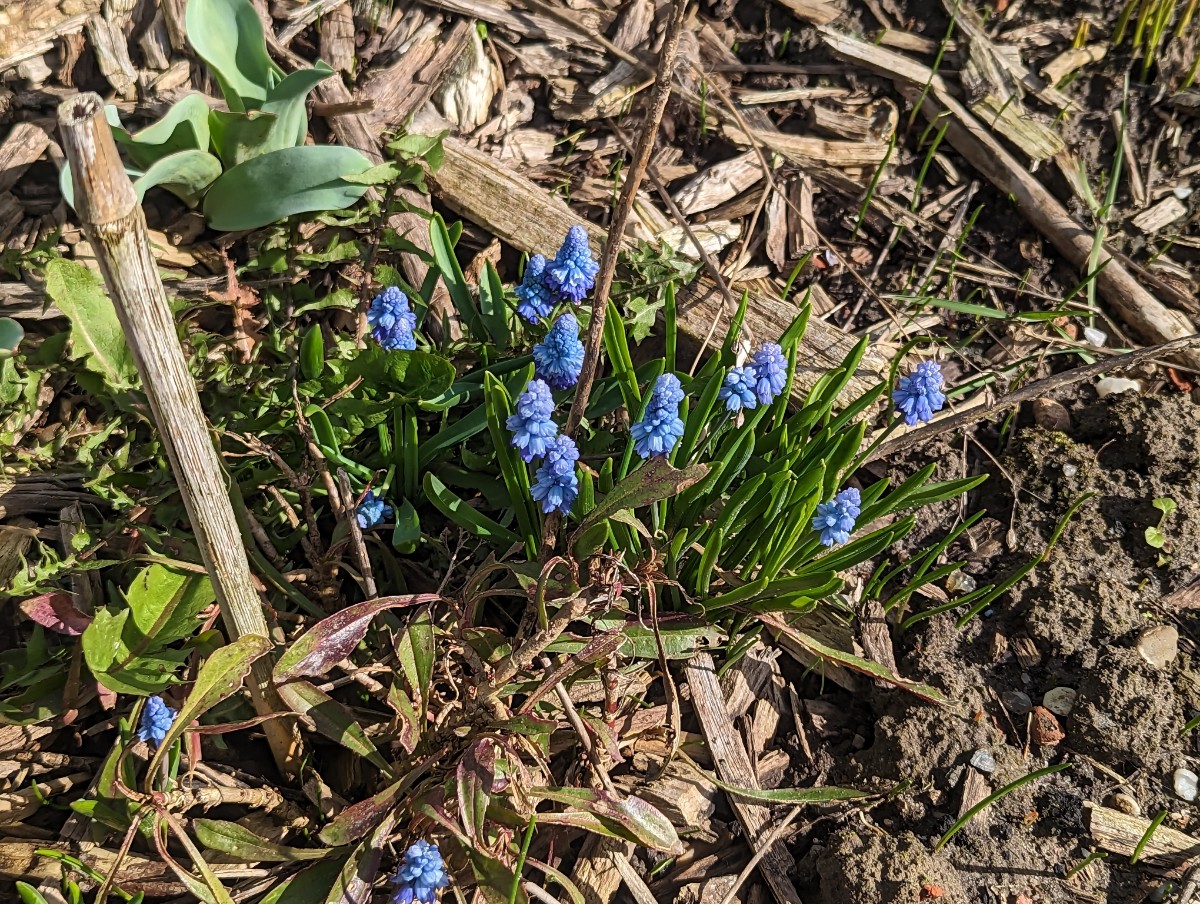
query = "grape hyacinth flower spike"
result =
(533, 313, 585, 390)
(356, 490, 393, 529)
(506, 379, 559, 462)
(812, 487, 861, 547)
(749, 342, 788, 406)
(892, 360, 946, 426)
(718, 365, 758, 412)
(367, 286, 417, 351)
(531, 434, 580, 515)
(631, 373, 686, 459)
(137, 695, 177, 747)
(515, 254, 556, 324)
(546, 225, 599, 303)
(391, 840, 450, 904)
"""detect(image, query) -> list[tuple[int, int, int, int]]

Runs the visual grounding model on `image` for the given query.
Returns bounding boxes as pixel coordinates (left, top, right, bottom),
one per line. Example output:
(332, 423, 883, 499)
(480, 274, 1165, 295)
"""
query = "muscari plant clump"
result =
(13, 201, 1003, 903)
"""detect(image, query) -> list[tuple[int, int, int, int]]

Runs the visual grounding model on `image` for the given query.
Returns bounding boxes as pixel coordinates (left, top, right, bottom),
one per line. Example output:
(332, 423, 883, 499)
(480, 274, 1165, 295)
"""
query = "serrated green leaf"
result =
(347, 347, 454, 401)
(43, 260, 136, 389)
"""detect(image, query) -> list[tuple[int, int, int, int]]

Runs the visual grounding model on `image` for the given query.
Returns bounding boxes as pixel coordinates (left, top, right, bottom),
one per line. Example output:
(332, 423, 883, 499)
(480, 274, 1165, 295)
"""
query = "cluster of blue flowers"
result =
(356, 489, 393, 530)
(137, 695, 177, 746)
(516, 226, 598, 323)
(391, 840, 449, 904)
(507, 380, 579, 515)
(367, 286, 417, 351)
(631, 374, 686, 459)
(892, 360, 946, 426)
(718, 342, 789, 412)
(809, 359, 946, 546)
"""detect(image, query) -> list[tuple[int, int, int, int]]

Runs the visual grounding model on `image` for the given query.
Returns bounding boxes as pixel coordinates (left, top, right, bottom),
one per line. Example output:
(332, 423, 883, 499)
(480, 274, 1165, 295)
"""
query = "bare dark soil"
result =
(783, 389, 1200, 904)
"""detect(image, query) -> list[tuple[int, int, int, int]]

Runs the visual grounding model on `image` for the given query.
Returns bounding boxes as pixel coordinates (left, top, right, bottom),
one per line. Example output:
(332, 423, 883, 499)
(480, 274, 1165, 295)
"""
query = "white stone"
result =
(1174, 768, 1198, 802)
(1096, 377, 1141, 397)
(1137, 625, 1180, 669)
(970, 749, 996, 773)
(1083, 327, 1107, 347)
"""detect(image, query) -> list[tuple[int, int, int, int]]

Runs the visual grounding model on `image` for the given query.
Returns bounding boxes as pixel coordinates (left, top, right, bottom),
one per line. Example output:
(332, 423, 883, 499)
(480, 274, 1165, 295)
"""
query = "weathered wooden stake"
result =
(57, 93, 301, 778)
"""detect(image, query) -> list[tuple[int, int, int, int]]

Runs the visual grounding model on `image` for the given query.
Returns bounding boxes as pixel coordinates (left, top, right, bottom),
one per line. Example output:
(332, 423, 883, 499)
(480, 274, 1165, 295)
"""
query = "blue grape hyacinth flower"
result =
(356, 490, 393, 529)
(892, 360, 946, 426)
(367, 286, 417, 351)
(391, 840, 450, 904)
(631, 373, 686, 459)
(546, 225, 599, 303)
(516, 254, 556, 324)
(749, 343, 788, 405)
(137, 695, 177, 747)
(531, 434, 580, 515)
(718, 365, 758, 412)
(812, 487, 862, 547)
(506, 379, 559, 462)
(533, 313, 585, 390)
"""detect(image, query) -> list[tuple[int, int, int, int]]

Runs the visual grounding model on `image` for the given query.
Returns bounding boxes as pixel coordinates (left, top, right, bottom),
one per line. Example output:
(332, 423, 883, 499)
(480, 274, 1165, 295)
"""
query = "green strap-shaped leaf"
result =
(423, 472, 522, 548)
(185, 0, 283, 111)
(195, 819, 334, 862)
(208, 109, 278, 167)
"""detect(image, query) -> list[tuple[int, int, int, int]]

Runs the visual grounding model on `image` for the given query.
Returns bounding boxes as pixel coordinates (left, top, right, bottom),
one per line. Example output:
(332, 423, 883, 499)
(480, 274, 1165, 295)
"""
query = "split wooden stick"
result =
(57, 93, 301, 779)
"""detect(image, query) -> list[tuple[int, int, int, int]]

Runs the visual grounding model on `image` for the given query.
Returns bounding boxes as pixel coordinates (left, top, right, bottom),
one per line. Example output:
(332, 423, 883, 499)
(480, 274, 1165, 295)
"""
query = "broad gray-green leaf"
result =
(208, 109, 278, 167)
(43, 259, 137, 389)
(185, 0, 283, 111)
(261, 62, 335, 150)
(0, 318, 24, 357)
(133, 149, 222, 207)
(202, 145, 372, 231)
(121, 93, 212, 169)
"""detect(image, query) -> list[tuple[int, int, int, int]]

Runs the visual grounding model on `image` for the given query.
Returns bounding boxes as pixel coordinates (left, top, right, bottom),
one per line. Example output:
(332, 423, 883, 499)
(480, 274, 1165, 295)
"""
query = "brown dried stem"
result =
(56, 93, 303, 779)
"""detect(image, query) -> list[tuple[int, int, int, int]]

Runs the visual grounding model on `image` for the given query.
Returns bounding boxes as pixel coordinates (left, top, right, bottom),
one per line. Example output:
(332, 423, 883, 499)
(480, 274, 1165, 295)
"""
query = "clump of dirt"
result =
(1069, 647, 1186, 772)
(813, 830, 967, 904)
(800, 389, 1200, 903)
(1007, 392, 1200, 661)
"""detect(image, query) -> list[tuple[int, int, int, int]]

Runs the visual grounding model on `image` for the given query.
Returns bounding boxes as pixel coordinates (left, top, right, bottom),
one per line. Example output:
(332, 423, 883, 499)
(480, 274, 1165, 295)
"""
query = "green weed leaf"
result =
(195, 819, 333, 861)
(44, 260, 136, 390)
(579, 458, 710, 533)
(348, 347, 455, 400)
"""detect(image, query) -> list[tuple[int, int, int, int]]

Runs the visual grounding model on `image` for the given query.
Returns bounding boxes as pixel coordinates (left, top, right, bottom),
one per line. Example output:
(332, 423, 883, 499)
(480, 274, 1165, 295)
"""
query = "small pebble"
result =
(1062, 462, 1078, 478)
(1137, 625, 1180, 669)
(1174, 186, 1194, 200)
(1096, 377, 1141, 397)
(947, 570, 977, 593)
(1030, 706, 1065, 746)
(1043, 687, 1078, 717)
(1083, 327, 1107, 347)
(1031, 397, 1071, 431)
(1174, 768, 1198, 802)
(1002, 690, 1033, 715)
(1108, 792, 1142, 817)
(970, 749, 996, 774)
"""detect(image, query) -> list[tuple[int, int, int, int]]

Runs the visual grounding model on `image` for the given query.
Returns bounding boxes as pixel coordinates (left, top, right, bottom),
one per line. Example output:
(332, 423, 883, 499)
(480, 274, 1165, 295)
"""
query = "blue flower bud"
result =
(892, 360, 946, 426)
(516, 254, 556, 324)
(367, 287, 417, 351)
(136, 695, 177, 747)
(718, 365, 758, 412)
(631, 373, 686, 459)
(356, 489, 393, 529)
(506, 379, 559, 462)
(531, 434, 579, 515)
(546, 226, 599, 303)
(391, 840, 450, 904)
(811, 487, 862, 547)
(533, 313, 585, 390)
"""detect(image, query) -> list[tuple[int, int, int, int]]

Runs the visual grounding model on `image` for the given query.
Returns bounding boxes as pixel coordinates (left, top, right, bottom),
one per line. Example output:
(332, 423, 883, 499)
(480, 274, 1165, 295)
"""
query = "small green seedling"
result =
(1145, 496, 1177, 549)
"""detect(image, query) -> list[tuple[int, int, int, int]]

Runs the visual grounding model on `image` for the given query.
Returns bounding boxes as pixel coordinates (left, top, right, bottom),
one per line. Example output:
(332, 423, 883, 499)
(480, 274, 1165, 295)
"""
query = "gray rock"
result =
(1001, 690, 1033, 715)
(969, 749, 996, 774)
(1174, 767, 1198, 802)
(1043, 686, 1078, 717)
(1137, 625, 1180, 669)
